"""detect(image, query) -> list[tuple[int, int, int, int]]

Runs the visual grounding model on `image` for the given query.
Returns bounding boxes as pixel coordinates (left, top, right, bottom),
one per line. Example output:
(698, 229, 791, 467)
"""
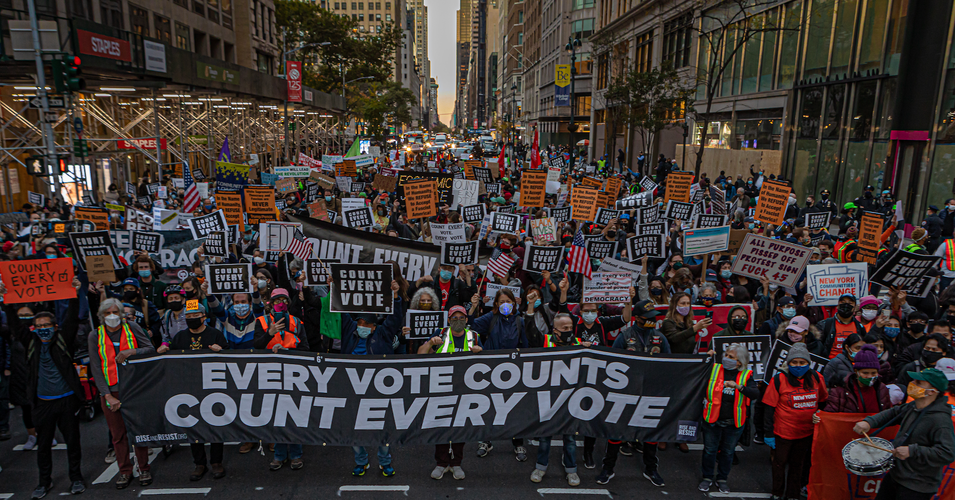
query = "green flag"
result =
(344, 138, 362, 158)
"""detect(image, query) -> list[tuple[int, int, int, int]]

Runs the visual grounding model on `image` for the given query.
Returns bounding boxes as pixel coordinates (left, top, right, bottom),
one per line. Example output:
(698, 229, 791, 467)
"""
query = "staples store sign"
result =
(77, 29, 131, 62)
(118, 138, 167, 150)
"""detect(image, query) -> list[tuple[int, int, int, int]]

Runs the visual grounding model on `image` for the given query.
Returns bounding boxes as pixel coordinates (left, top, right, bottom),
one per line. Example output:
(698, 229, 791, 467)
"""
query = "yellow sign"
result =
(555, 64, 571, 88)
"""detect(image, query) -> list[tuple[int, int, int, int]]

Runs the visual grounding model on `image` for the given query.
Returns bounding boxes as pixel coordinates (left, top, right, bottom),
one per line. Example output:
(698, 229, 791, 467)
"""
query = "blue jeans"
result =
(274, 443, 302, 461)
(536, 435, 577, 473)
(701, 421, 745, 481)
(353, 445, 392, 467)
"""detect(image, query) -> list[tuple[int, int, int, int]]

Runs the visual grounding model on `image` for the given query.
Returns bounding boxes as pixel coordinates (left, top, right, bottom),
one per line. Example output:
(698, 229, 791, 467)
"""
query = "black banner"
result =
(304, 258, 339, 286)
(665, 201, 693, 221)
(330, 263, 394, 314)
(490, 212, 521, 234)
(637, 222, 667, 236)
(206, 263, 253, 295)
(406, 309, 446, 340)
(131, 231, 163, 253)
(626, 234, 665, 260)
(711, 335, 772, 380)
(763, 340, 829, 383)
(441, 241, 478, 266)
(119, 349, 710, 447)
(637, 206, 659, 224)
(205, 231, 228, 258)
(188, 210, 228, 239)
(595, 208, 620, 226)
(585, 240, 616, 260)
(870, 250, 941, 291)
(695, 214, 727, 228)
(522, 244, 562, 273)
(344, 207, 374, 229)
(615, 191, 652, 210)
(461, 204, 486, 223)
(805, 212, 831, 230)
(549, 206, 572, 222)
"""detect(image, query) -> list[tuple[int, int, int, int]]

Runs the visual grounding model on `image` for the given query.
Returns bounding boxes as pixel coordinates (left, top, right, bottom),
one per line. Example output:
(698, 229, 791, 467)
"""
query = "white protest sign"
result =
(596, 257, 643, 286)
(806, 263, 868, 306)
(730, 233, 812, 288)
(583, 272, 632, 304)
(484, 283, 522, 306)
(430, 222, 467, 246)
(452, 179, 479, 210)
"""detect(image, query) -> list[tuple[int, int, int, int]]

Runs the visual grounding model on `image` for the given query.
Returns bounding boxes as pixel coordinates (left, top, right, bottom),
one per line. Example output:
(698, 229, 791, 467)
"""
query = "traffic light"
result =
(63, 55, 85, 93)
(58, 157, 67, 173)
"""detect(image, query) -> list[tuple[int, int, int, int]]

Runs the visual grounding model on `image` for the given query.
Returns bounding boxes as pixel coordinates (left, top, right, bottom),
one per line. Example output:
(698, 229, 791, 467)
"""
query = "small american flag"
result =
(486, 252, 516, 278)
(182, 162, 200, 213)
(285, 229, 313, 260)
(566, 230, 592, 279)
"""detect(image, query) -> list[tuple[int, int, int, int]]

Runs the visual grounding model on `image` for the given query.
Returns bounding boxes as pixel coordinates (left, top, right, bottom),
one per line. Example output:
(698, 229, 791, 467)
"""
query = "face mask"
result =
(104, 314, 122, 328)
(787, 330, 803, 343)
(884, 327, 900, 338)
(861, 309, 878, 321)
(676, 306, 691, 316)
(837, 303, 855, 318)
(439, 270, 453, 281)
(168, 300, 184, 311)
(326, 196, 333, 202)
(748, 223, 755, 229)
(721, 356, 738, 371)
(910, 323, 926, 334)
(642, 319, 657, 329)
(45, 253, 57, 259)
(35, 327, 55, 341)
(769, 284, 779, 291)
(123, 291, 139, 302)
(233, 303, 251, 316)
(821, 194, 829, 200)
(184, 290, 197, 299)
(449, 318, 468, 332)
(419, 302, 433, 311)
(243, 234, 253, 242)
(650, 288, 663, 296)
(138, 270, 152, 279)
(858, 374, 878, 387)
(254, 257, 266, 265)
(721, 270, 732, 279)
(204, 205, 215, 211)
(257, 279, 268, 289)
(732, 318, 747, 331)
(947, 205, 954, 211)
(782, 307, 796, 319)
(788, 364, 810, 378)
(848, 349, 858, 359)
(907, 381, 931, 400)
(922, 350, 944, 366)
(499, 303, 513, 316)
(186, 317, 204, 329)
(582, 311, 599, 323)
(672, 262, 683, 269)
(534, 299, 542, 308)
(700, 298, 715, 307)
(272, 302, 288, 313)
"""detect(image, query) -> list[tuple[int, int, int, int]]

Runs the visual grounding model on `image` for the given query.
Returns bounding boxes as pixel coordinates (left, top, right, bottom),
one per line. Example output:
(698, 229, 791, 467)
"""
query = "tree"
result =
(350, 81, 415, 142)
(617, 62, 696, 165)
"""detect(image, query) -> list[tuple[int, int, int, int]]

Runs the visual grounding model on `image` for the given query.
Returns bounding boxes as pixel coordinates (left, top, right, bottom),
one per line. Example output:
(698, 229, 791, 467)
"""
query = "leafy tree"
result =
(614, 62, 696, 163)
(350, 80, 415, 142)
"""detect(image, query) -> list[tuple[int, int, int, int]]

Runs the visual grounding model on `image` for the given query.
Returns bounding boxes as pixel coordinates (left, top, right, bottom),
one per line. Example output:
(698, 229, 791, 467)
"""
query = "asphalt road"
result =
(0, 406, 774, 499)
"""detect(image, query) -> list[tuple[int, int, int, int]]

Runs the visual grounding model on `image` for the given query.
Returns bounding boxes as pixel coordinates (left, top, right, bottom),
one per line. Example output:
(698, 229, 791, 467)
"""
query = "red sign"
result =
(287, 61, 302, 102)
(0, 258, 76, 304)
(118, 138, 167, 150)
(77, 29, 132, 62)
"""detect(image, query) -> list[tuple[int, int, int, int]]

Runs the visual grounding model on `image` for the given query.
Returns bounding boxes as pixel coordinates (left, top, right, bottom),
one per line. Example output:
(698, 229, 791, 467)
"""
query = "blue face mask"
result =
(357, 326, 373, 339)
(244, 234, 254, 241)
(45, 253, 57, 259)
(439, 270, 453, 281)
(34, 327, 55, 341)
(748, 223, 756, 229)
(534, 299, 542, 308)
(884, 326, 900, 339)
(499, 302, 513, 316)
(233, 303, 251, 316)
(782, 307, 796, 319)
(325, 196, 333, 202)
(720, 270, 732, 279)
(788, 364, 810, 378)
(138, 270, 152, 278)
(205, 205, 214, 210)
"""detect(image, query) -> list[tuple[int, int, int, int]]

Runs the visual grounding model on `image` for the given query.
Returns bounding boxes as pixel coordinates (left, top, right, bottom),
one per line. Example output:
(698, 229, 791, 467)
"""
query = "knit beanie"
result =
(787, 342, 811, 363)
(853, 344, 881, 370)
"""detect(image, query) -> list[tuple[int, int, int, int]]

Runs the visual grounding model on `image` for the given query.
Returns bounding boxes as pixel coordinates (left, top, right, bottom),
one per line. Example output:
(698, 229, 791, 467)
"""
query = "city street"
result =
(0, 407, 773, 499)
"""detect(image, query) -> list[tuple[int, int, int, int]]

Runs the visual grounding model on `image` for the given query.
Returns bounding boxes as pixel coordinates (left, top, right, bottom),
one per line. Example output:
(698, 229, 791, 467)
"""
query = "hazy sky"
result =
(425, 0, 457, 126)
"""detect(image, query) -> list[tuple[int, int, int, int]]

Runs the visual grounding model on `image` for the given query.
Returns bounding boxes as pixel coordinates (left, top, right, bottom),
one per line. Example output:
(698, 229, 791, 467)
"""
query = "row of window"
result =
(170, 0, 233, 29)
(333, 2, 390, 10)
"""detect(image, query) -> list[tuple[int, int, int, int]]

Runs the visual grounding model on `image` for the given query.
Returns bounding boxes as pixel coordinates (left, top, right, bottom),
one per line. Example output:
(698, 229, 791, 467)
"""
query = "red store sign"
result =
(118, 138, 167, 150)
(77, 29, 132, 62)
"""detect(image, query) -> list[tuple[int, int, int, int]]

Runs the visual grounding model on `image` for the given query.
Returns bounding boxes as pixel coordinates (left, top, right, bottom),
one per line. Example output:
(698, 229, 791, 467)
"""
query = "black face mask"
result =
(123, 291, 140, 302)
(922, 350, 945, 366)
(168, 301, 184, 311)
(837, 303, 855, 318)
(910, 323, 926, 334)
(555, 329, 575, 344)
(185, 290, 198, 299)
(731, 318, 747, 331)
(650, 288, 664, 296)
(186, 317, 204, 330)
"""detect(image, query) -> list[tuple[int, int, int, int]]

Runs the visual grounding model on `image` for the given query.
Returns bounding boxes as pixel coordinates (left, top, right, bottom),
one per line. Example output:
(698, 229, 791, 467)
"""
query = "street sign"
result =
(43, 112, 58, 123)
(73, 117, 83, 134)
(73, 138, 88, 157)
(29, 96, 65, 109)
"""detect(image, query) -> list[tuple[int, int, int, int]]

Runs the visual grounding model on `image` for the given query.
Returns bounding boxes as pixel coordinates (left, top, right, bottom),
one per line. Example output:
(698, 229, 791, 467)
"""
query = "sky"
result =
(424, 0, 457, 126)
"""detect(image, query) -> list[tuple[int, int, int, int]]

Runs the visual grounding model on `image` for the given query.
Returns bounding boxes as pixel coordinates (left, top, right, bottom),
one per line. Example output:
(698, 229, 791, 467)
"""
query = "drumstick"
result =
(862, 431, 878, 447)
(858, 438, 894, 454)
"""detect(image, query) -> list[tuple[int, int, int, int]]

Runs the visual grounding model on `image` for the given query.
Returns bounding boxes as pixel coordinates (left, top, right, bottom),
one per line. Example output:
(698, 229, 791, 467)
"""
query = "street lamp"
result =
(565, 36, 582, 171)
(282, 35, 331, 164)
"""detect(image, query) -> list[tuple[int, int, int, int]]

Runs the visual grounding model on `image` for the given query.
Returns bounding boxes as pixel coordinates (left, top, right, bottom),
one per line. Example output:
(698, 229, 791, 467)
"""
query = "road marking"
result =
(0, 494, 12, 500)
(12, 444, 67, 451)
(93, 449, 160, 484)
(707, 493, 772, 498)
(529, 440, 585, 446)
(139, 488, 212, 496)
(687, 444, 745, 452)
(178, 442, 240, 447)
(537, 489, 612, 497)
(337, 485, 409, 496)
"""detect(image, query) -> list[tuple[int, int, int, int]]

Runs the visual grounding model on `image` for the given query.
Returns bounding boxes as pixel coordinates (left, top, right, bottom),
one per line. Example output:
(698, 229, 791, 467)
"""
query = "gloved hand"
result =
(764, 437, 776, 450)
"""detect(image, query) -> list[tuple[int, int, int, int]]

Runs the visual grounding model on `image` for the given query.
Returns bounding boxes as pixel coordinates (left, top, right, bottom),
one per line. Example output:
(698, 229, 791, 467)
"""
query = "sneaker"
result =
(644, 470, 665, 487)
(595, 469, 614, 485)
(753, 434, 765, 445)
(530, 469, 546, 483)
(104, 449, 116, 464)
(138, 471, 152, 487)
(431, 466, 449, 480)
(633, 441, 644, 454)
(698, 478, 713, 491)
(31, 481, 52, 499)
(718, 480, 731, 493)
(619, 442, 634, 456)
(115, 474, 131, 489)
(290, 458, 304, 470)
(269, 459, 286, 471)
(352, 464, 369, 476)
(23, 435, 37, 450)
(190, 465, 207, 482)
(566, 472, 580, 486)
(239, 442, 255, 454)
(476, 442, 493, 458)
(380, 465, 395, 477)
(452, 466, 465, 480)
(583, 452, 595, 469)
(211, 464, 226, 480)
(514, 446, 527, 462)
(70, 480, 86, 495)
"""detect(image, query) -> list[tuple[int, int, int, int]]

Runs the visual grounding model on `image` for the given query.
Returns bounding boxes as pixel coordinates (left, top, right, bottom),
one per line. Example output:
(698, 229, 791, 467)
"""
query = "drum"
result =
(842, 437, 894, 476)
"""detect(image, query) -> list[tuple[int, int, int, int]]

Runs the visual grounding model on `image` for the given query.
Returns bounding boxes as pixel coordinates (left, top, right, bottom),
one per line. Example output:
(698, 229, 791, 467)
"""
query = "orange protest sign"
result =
(405, 179, 437, 219)
(857, 213, 883, 265)
(519, 170, 547, 207)
(336, 160, 357, 178)
(581, 177, 603, 190)
(754, 179, 791, 226)
(0, 258, 75, 304)
(464, 161, 482, 180)
(216, 191, 244, 226)
(664, 171, 694, 203)
(571, 186, 599, 222)
(307, 200, 331, 222)
(243, 186, 277, 224)
(74, 207, 109, 231)
(605, 177, 622, 197)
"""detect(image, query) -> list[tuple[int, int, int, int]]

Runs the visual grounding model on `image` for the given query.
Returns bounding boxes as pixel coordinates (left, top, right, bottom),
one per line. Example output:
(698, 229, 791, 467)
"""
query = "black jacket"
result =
(23, 299, 83, 403)
(408, 274, 477, 311)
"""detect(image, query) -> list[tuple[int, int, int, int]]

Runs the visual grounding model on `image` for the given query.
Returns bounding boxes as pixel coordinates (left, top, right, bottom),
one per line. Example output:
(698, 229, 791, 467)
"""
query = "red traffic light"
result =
(70, 56, 81, 66)
(58, 158, 66, 173)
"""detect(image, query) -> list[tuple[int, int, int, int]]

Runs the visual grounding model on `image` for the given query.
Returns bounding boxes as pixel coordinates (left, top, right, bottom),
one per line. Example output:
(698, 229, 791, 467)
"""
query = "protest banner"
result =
(637, 222, 667, 236)
(188, 210, 228, 239)
(754, 179, 790, 226)
(86, 254, 116, 283)
(205, 263, 253, 294)
(397, 172, 455, 207)
(484, 283, 523, 306)
(405, 309, 448, 340)
(721, 229, 750, 256)
(215, 191, 244, 226)
(28, 191, 44, 206)
(244, 186, 278, 224)
(215, 161, 251, 191)
(870, 249, 941, 291)
(74, 207, 109, 231)
(711, 335, 772, 380)
(430, 223, 467, 246)
(763, 339, 829, 383)
(0, 258, 75, 304)
(69, 231, 122, 271)
(322, 155, 343, 168)
(440, 241, 478, 266)
(405, 179, 437, 219)
(664, 171, 694, 203)
(452, 179, 479, 209)
(583, 272, 631, 304)
(275, 166, 310, 178)
(461, 204, 486, 223)
(664, 200, 693, 221)
(857, 212, 882, 265)
(585, 240, 617, 260)
(131, 231, 163, 253)
(529, 218, 556, 243)
(204, 231, 228, 258)
(730, 234, 812, 288)
(329, 263, 394, 314)
(626, 234, 666, 260)
(596, 257, 642, 286)
(637, 206, 659, 224)
(304, 258, 339, 286)
(258, 222, 304, 252)
(520, 170, 547, 207)
(549, 206, 572, 222)
(694, 213, 727, 228)
(683, 226, 731, 256)
(571, 186, 599, 222)
(805, 211, 831, 230)
(522, 244, 563, 273)
(615, 191, 653, 210)
(806, 263, 868, 306)
(343, 207, 375, 229)
(595, 208, 620, 226)
(490, 211, 521, 234)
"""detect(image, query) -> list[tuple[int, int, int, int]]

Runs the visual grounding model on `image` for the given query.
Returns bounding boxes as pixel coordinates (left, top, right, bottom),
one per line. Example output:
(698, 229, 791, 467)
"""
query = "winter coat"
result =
(823, 353, 855, 388)
(471, 311, 528, 350)
(340, 298, 405, 356)
(823, 373, 892, 413)
(713, 305, 752, 337)
(774, 320, 824, 357)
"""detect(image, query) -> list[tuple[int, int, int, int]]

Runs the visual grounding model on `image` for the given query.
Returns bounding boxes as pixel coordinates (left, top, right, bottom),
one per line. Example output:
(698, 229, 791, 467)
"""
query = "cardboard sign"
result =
(857, 212, 882, 265)
(69, 231, 121, 271)
(722, 229, 751, 256)
(529, 218, 556, 243)
(85, 254, 116, 283)
(521, 244, 563, 273)
(275, 178, 299, 194)
(763, 339, 829, 383)
(464, 161, 482, 180)
(329, 263, 394, 314)
(372, 173, 398, 193)
(461, 204, 486, 223)
(730, 233, 812, 288)
(311, 171, 337, 190)
(452, 179, 480, 209)
(711, 335, 773, 379)
(216, 191, 244, 226)
(626, 234, 666, 260)
(664, 171, 694, 203)
(0, 258, 75, 304)
(440, 241, 478, 266)
(188, 210, 228, 240)
(204, 230, 229, 257)
(806, 263, 868, 306)
(343, 207, 375, 229)
(74, 207, 109, 231)
(205, 263, 253, 294)
(405, 309, 448, 340)
(244, 186, 278, 224)
(870, 249, 941, 291)
(583, 272, 631, 304)
(490, 211, 521, 235)
(571, 186, 598, 222)
(520, 170, 547, 207)
(683, 225, 731, 256)
(754, 179, 790, 226)
(805, 211, 831, 230)
(304, 258, 340, 286)
(405, 179, 437, 219)
(664, 200, 694, 221)
(131, 231, 163, 253)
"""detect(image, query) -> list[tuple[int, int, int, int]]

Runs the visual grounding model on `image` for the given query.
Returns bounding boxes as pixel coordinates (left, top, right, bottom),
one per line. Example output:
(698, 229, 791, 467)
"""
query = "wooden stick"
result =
(857, 439, 894, 454)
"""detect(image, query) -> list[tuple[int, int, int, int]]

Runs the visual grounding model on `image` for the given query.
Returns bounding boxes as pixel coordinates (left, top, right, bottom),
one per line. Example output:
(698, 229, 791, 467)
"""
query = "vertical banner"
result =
(754, 179, 790, 226)
(520, 170, 547, 207)
(664, 172, 694, 203)
(857, 213, 882, 265)
(287, 61, 302, 102)
(554, 64, 571, 107)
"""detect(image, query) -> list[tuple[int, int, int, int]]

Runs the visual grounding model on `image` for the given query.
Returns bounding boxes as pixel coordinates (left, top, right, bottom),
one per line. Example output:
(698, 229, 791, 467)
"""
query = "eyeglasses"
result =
(34, 323, 54, 329)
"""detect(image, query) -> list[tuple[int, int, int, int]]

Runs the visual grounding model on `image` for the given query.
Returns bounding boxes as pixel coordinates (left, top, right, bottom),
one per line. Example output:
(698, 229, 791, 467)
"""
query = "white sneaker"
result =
(452, 466, 465, 480)
(566, 472, 580, 486)
(431, 465, 449, 480)
(530, 469, 546, 483)
(23, 435, 37, 450)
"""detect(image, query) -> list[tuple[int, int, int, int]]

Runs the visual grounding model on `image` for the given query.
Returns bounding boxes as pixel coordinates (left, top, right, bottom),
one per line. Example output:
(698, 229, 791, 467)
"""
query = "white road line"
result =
(139, 488, 212, 496)
(0, 494, 13, 500)
(707, 493, 773, 499)
(93, 449, 160, 484)
(12, 444, 67, 451)
(687, 444, 745, 452)
(178, 443, 240, 447)
(529, 440, 585, 446)
(337, 485, 410, 496)
(537, 488, 612, 497)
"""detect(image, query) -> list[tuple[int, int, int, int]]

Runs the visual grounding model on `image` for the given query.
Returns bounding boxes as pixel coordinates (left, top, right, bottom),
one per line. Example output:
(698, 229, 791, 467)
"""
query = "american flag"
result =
(486, 252, 516, 278)
(566, 230, 592, 279)
(285, 229, 314, 260)
(182, 162, 200, 213)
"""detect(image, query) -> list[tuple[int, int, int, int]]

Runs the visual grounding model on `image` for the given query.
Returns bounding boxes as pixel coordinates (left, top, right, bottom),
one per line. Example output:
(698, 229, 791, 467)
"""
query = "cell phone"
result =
(881, 309, 890, 318)
(705, 310, 713, 319)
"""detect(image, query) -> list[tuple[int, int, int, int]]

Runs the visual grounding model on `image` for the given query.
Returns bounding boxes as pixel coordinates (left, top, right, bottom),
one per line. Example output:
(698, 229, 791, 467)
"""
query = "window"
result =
(175, 21, 190, 50)
(221, 0, 232, 27)
(376, 24, 381, 32)
(174, 0, 186, 8)
(352, 13, 357, 20)
(334, 2, 339, 8)
(358, 2, 363, 9)
(193, 0, 204, 16)
(155, 15, 171, 44)
(517, 32, 523, 45)
(375, 1, 380, 9)
(71, 0, 93, 19)
(596, 52, 609, 88)
(573, 0, 594, 8)
(360, 24, 365, 31)
(351, 2, 356, 9)
(385, 2, 390, 10)
(663, 12, 692, 68)
(633, 30, 653, 73)
(130, 4, 149, 36)
(257, 51, 274, 74)
(571, 18, 594, 40)
(99, 0, 122, 28)
(376, 13, 380, 20)
(385, 13, 391, 21)
(518, 10, 523, 23)
(358, 13, 364, 21)
(575, 51, 592, 74)
(575, 95, 591, 115)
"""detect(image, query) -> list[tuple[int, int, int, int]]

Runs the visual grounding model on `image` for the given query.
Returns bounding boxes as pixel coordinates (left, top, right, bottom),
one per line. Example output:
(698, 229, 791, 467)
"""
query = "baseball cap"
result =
(839, 293, 857, 302)
(490, 196, 506, 204)
(449, 305, 468, 318)
(122, 278, 141, 288)
(271, 288, 289, 300)
(633, 299, 658, 320)
(777, 296, 794, 306)
(185, 301, 206, 314)
(705, 269, 718, 282)
(909, 368, 949, 392)
(787, 316, 810, 333)
(936, 358, 955, 381)
(354, 313, 378, 324)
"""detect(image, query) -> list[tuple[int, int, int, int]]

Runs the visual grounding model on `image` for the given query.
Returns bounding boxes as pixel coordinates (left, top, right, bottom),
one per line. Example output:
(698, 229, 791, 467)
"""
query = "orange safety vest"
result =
(703, 363, 753, 428)
(945, 240, 955, 271)
(836, 239, 857, 263)
(257, 314, 302, 349)
(97, 323, 137, 387)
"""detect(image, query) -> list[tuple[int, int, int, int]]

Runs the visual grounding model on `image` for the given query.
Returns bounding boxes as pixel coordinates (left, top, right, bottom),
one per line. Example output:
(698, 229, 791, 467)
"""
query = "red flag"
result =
(498, 146, 506, 178)
(530, 127, 541, 170)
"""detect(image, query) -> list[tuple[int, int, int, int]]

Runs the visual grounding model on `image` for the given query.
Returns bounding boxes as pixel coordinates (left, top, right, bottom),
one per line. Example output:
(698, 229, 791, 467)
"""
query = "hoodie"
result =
(714, 305, 752, 337)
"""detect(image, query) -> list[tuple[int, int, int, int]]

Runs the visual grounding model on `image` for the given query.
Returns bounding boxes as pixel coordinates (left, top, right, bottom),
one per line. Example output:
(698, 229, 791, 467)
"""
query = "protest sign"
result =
(463, 160, 481, 180)
(490, 211, 521, 234)
(763, 339, 829, 383)
(639, 176, 658, 194)
(0, 258, 75, 304)
(131, 231, 163, 253)
(440, 241, 478, 266)
(596, 257, 642, 286)
(683, 226, 731, 256)
(343, 207, 375, 229)
(204, 231, 228, 258)
(405, 179, 437, 219)
(730, 234, 811, 288)
(153, 208, 179, 230)
(857, 212, 882, 265)
(74, 207, 109, 230)
(522, 244, 563, 273)
(215, 161, 250, 191)
(695, 213, 727, 228)
(341, 198, 365, 213)
(571, 186, 599, 222)
(485, 183, 501, 196)
(336, 176, 352, 193)
(711, 335, 772, 379)
(605, 177, 622, 197)
(637, 206, 659, 224)
(86, 254, 116, 283)
(329, 263, 394, 314)
(806, 263, 868, 306)
(205, 263, 253, 294)
(595, 208, 620, 226)
(581, 177, 603, 190)
(583, 272, 631, 304)
(452, 179, 479, 209)
(28, 191, 44, 206)
(337, 160, 357, 178)
(215, 191, 244, 226)
(188, 210, 228, 239)
(397, 172, 455, 207)
(664, 200, 693, 221)
(304, 258, 339, 286)
(754, 179, 790, 226)
(461, 204, 486, 223)
(664, 171, 694, 203)
(430, 223, 467, 246)
(615, 191, 653, 210)
(244, 186, 278, 224)
(351, 182, 366, 193)
(722, 229, 750, 256)
(147, 182, 161, 194)
(372, 174, 398, 193)
(637, 222, 667, 236)
(585, 240, 617, 260)
(529, 218, 556, 243)
(126, 181, 137, 197)
(405, 309, 448, 340)
(519, 170, 547, 207)
(870, 250, 941, 291)
(549, 206, 572, 222)
(626, 234, 666, 260)
(275, 166, 310, 178)
(259, 222, 304, 252)
(805, 211, 831, 229)
(326, 210, 338, 224)
(484, 283, 522, 306)
(69, 231, 121, 271)
(275, 178, 299, 194)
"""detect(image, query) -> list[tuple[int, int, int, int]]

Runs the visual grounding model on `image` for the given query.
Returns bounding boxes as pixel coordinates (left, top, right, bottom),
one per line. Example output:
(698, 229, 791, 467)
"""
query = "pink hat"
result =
(271, 288, 289, 299)
(449, 305, 468, 318)
(788, 316, 810, 333)
(859, 295, 880, 308)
